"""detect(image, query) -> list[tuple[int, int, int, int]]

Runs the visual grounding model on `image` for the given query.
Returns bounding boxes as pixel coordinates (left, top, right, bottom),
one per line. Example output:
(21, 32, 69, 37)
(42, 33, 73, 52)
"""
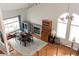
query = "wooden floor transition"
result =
(9, 43, 78, 56)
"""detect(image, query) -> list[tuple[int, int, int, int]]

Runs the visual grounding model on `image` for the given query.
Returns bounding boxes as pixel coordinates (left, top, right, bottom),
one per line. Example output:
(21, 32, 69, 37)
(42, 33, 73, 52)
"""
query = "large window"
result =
(69, 14, 79, 43)
(57, 22, 67, 39)
(4, 16, 20, 34)
(57, 13, 68, 39)
(57, 13, 79, 43)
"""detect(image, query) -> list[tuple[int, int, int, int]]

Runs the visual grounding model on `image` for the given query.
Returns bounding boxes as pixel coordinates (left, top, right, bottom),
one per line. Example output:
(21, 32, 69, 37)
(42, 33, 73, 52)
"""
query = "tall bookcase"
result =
(41, 20, 52, 42)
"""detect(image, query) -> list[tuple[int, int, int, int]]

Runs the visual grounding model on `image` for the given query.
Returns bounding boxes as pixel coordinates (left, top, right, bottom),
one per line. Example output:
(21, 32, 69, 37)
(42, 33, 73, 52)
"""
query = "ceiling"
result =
(0, 3, 34, 11)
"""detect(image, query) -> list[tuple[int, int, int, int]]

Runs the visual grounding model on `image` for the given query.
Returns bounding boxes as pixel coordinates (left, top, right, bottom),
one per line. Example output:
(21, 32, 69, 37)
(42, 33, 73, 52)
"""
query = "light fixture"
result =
(65, 15, 73, 20)
(60, 17, 64, 21)
(59, 3, 74, 21)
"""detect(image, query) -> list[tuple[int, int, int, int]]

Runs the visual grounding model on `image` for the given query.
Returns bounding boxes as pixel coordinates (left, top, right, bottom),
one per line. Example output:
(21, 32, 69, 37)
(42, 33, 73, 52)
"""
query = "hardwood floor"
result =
(33, 43, 77, 56)
(9, 43, 77, 56)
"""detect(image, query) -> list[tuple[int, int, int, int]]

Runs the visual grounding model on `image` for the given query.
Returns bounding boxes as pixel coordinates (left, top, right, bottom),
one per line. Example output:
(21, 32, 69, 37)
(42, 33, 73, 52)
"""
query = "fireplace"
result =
(33, 23, 41, 36)
(34, 27, 40, 34)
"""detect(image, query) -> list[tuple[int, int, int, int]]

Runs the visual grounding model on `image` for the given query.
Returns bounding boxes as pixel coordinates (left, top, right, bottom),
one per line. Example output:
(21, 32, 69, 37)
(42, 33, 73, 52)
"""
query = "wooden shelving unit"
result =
(41, 20, 52, 42)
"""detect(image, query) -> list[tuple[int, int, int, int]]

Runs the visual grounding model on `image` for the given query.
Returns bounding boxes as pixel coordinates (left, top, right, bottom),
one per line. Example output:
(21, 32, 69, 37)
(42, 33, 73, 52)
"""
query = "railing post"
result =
(37, 51, 39, 56)
(45, 47, 47, 56)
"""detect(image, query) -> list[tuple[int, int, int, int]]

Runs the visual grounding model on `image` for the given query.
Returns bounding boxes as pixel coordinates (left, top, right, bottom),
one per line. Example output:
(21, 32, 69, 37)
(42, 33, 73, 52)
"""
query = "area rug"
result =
(8, 37, 48, 56)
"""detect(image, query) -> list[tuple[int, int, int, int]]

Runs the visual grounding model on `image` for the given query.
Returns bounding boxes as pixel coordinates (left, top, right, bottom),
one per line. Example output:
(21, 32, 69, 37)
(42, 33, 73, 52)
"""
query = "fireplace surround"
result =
(32, 23, 41, 36)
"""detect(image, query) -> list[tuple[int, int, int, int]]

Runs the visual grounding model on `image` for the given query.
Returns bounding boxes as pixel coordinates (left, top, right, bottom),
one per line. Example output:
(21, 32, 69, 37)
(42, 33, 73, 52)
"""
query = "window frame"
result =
(57, 13, 79, 44)
(4, 15, 21, 34)
(56, 21, 67, 39)
(56, 13, 68, 39)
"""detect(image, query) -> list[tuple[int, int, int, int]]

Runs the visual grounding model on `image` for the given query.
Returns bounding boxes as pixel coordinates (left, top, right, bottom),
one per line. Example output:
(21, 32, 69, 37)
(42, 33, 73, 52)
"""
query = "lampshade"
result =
(51, 30, 56, 37)
(72, 37, 75, 43)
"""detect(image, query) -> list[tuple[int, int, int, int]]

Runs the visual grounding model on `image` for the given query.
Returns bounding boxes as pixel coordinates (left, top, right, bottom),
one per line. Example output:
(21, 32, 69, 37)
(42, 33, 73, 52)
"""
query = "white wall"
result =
(26, 3, 79, 51)
(26, 3, 68, 30)
(2, 8, 27, 21)
(26, 3, 79, 32)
